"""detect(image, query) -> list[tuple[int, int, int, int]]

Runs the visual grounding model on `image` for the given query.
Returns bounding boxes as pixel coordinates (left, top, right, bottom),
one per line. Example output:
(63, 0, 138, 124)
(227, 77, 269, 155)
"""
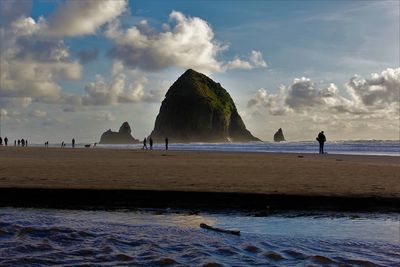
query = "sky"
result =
(0, 0, 399, 143)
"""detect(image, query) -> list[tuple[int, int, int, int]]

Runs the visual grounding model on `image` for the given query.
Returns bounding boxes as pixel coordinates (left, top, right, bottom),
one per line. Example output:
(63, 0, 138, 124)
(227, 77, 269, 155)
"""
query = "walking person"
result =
(165, 137, 168, 150)
(72, 138, 75, 148)
(4, 137, 8, 146)
(316, 131, 326, 154)
(149, 137, 153, 150)
(142, 137, 148, 150)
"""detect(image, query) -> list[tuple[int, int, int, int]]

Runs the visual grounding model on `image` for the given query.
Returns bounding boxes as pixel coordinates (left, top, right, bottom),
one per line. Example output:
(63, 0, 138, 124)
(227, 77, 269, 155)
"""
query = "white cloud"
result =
(249, 50, 267, 67)
(29, 110, 47, 118)
(248, 67, 400, 119)
(225, 50, 267, 70)
(1, 0, 127, 107)
(0, 15, 83, 103)
(106, 11, 266, 73)
(0, 0, 32, 27)
(0, 108, 8, 117)
(47, 0, 127, 37)
(92, 111, 115, 121)
(81, 66, 165, 106)
(225, 58, 253, 70)
(0, 97, 32, 108)
(346, 68, 400, 107)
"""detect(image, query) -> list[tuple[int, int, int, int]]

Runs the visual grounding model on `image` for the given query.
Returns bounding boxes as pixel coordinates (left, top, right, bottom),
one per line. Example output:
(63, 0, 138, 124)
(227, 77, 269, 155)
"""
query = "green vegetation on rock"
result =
(151, 69, 260, 142)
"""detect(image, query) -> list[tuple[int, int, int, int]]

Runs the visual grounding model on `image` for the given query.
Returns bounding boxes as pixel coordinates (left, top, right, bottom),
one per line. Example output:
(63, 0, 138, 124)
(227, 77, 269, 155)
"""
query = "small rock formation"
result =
(274, 128, 285, 142)
(150, 69, 260, 142)
(99, 122, 140, 144)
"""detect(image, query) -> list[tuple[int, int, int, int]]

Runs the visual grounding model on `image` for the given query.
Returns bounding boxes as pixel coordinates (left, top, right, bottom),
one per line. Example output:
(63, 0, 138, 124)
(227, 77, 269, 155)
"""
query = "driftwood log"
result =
(200, 223, 240, 235)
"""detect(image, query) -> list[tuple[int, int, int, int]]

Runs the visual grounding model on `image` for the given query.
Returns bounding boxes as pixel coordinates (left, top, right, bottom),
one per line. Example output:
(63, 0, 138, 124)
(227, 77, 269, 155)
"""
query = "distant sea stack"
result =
(99, 122, 140, 144)
(150, 69, 260, 142)
(273, 128, 286, 142)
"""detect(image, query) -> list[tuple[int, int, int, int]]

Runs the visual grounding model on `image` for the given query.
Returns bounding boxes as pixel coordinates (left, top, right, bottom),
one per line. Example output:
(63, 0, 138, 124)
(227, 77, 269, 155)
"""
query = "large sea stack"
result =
(150, 69, 259, 142)
(99, 122, 140, 144)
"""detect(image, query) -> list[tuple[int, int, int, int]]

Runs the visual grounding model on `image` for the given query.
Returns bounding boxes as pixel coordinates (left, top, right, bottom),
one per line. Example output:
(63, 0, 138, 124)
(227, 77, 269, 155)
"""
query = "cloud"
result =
(346, 68, 400, 107)
(0, 108, 8, 117)
(0, 0, 127, 107)
(0, 97, 32, 108)
(106, 11, 267, 73)
(222, 51, 267, 70)
(0, 16, 83, 103)
(29, 110, 47, 118)
(248, 68, 400, 118)
(91, 111, 115, 121)
(47, 0, 127, 37)
(0, 0, 32, 27)
(81, 66, 165, 106)
(77, 47, 99, 64)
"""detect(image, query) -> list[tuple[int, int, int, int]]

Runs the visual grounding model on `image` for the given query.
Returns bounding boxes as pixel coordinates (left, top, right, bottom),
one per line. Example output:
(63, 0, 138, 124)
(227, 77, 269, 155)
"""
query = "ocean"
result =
(1, 208, 399, 266)
(93, 140, 400, 156)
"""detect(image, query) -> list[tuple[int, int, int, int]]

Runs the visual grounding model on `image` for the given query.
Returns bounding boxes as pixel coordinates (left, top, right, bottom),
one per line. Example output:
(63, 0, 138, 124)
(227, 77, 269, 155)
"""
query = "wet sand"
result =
(0, 146, 399, 210)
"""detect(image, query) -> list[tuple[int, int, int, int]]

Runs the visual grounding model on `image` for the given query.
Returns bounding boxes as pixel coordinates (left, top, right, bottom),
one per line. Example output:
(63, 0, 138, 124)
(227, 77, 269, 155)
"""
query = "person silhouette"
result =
(149, 137, 153, 150)
(4, 137, 8, 146)
(143, 137, 148, 150)
(0, 137, 2, 146)
(21, 139, 25, 147)
(26, 139, 28, 147)
(17, 139, 20, 146)
(165, 137, 169, 150)
(316, 131, 326, 154)
(72, 138, 75, 148)
(14, 140, 16, 146)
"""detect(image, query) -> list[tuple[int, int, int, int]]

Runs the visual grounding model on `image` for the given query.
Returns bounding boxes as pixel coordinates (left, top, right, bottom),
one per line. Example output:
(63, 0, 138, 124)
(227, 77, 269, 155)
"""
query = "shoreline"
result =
(0, 147, 399, 211)
(0, 188, 399, 211)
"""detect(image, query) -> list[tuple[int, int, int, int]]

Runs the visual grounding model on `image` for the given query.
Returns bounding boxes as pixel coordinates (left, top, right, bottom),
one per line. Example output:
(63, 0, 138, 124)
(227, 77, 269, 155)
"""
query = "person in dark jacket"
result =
(142, 137, 148, 150)
(316, 131, 326, 154)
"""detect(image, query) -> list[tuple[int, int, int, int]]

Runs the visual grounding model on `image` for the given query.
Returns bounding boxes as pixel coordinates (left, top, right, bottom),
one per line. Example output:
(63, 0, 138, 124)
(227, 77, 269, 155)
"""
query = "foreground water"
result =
(1, 208, 399, 266)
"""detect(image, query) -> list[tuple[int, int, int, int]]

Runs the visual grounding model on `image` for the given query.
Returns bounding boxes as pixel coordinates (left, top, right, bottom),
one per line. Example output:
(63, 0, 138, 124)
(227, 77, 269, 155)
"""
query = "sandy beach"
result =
(0, 146, 398, 198)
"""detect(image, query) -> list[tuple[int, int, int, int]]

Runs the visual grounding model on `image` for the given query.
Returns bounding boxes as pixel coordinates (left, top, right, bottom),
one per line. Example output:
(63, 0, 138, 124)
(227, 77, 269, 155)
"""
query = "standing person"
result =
(142, 137, 148, 150)
(0, 137, 2, 146)
(61, 141, 64, 148)
(17, 139, 20, 146)
(149, 137, 153, 150)
(14, 140, 16, 146)
(72, 138, 75, 148)
(21, 139, 25, 147)
(4, 137, 8, 146)
(165, 137, 169, 150)
(316, 131, 326, 154)
(26, 139, 28, 147)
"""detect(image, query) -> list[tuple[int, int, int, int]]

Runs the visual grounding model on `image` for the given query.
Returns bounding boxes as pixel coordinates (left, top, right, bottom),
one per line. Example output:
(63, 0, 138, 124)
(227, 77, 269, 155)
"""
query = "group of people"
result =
(0, 137, 7, 146)
(0, 137, 28, 147)
(142, 137, 169, 150)
(1, 133, 327, 154)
